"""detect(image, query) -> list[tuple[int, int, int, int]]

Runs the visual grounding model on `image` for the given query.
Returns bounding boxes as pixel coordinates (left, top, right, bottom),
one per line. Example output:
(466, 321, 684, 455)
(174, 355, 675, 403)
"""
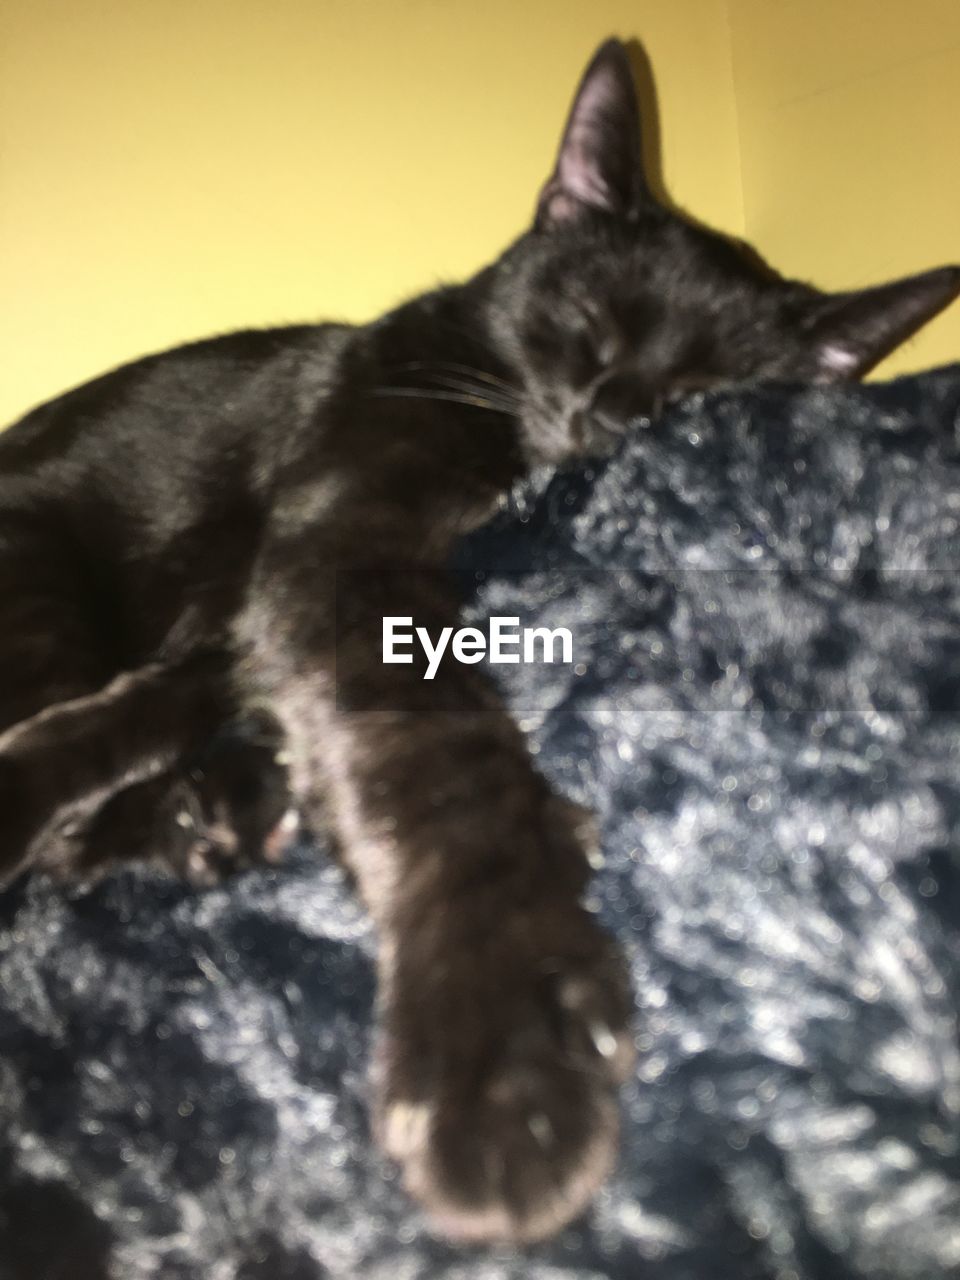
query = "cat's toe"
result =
(177, 826, 236, 887)
(172, 795, 300, 884)
(187, 710, 296, 873)
(263, 806, 301, 863)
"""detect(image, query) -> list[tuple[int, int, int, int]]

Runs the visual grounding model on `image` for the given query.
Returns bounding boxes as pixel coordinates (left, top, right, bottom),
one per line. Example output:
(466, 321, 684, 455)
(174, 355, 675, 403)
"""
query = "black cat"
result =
(0, 39, 957, 1243)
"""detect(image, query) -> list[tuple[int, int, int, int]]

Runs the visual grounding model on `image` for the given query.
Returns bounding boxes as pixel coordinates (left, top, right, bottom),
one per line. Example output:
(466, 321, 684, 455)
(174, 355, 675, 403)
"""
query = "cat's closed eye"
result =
(562, 314, 625, 388)
(593, 328, 625, 371)
(579, 303, 624, 367)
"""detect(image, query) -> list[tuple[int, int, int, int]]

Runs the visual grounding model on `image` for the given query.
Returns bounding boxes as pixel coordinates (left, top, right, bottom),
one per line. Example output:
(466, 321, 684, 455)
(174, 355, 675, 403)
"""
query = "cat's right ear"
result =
(804, 265, 960, 380)
(535, 39, 650, 231)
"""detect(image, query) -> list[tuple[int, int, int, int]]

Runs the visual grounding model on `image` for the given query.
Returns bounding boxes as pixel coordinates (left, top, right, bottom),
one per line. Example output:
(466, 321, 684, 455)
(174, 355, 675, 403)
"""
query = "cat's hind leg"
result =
(0, 515, 116, 734)
(0, 515, 118, 882)
(0, 519, 297, 887)
(0, 654, 228, 883)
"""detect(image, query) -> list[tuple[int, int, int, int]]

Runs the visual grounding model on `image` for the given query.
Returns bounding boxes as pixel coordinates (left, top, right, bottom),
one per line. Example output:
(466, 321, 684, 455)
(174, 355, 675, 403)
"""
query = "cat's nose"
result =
(588, 373, 657, 431)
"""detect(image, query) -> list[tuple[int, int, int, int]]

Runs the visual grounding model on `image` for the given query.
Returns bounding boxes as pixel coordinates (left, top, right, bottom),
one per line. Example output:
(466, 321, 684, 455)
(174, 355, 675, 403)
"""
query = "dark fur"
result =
(1, 39, 958, 1241)
(3, 367, 960, 1280)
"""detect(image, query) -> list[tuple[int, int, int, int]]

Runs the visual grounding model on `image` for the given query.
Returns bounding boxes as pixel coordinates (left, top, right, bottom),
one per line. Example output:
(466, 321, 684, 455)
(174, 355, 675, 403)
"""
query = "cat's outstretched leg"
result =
(371, 776, 635, 1243)
(0, 655, 294, 885)
(236, 546, 635, 1242)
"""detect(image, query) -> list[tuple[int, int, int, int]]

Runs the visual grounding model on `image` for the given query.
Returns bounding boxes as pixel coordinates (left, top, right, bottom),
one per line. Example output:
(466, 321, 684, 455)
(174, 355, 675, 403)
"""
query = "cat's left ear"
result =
(535, 39, 649, 230)
(805, 265, 960, 380)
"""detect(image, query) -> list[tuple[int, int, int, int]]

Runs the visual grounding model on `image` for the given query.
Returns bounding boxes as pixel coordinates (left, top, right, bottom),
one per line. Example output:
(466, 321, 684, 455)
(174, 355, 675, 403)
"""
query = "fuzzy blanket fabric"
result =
(2, 368, 960, 1280)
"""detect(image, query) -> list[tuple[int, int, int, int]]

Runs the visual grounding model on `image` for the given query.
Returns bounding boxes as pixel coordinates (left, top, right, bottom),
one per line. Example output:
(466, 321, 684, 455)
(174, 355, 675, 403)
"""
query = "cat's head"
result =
(487, 39, 960, 461)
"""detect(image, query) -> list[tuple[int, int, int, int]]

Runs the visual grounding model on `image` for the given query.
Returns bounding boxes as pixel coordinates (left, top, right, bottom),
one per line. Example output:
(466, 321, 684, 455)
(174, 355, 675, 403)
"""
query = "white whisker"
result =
(369, 387, 517, 415)
(390, 360, 517, 395)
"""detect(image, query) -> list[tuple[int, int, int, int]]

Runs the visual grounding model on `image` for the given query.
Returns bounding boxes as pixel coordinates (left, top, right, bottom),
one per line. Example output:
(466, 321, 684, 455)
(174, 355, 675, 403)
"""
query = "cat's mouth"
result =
(570, 403, 659, 458)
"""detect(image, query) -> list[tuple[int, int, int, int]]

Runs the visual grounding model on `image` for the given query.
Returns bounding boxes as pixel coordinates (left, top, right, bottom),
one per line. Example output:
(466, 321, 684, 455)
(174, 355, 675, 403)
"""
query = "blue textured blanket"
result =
(2, 369, 960, 1280)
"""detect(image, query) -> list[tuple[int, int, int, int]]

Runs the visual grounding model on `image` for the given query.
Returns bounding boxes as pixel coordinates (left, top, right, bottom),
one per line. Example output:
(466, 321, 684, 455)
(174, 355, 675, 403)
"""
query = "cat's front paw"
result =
(173, 711, 299, 884)
(376, 906, 634, 1242)
(44, 712, 300, 885)
(161, 774, 299, 887)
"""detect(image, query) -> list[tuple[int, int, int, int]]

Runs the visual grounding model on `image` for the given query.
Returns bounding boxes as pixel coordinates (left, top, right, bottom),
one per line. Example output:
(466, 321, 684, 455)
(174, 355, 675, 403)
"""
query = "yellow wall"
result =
(728, 0, 960, 378)
(0, 0, 740, 425)
(2, 2, 958, 427)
